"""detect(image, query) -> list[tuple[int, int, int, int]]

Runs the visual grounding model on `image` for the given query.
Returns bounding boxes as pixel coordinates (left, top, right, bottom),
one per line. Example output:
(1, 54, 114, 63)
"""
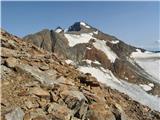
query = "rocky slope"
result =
(1, 28, 160, 120)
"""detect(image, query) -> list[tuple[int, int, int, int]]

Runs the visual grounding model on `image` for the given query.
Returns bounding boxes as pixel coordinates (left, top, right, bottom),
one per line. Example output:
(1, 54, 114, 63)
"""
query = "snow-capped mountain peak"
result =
(23, 22, 160, 112)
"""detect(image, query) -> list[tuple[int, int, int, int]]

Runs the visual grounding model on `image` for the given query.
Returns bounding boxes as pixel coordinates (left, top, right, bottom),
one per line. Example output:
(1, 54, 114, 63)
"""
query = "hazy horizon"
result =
(1, 1, 160, 51)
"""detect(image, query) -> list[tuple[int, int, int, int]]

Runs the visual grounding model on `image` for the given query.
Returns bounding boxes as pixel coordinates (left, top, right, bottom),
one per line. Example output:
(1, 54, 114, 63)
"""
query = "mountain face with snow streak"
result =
(24, 22, 160, 112)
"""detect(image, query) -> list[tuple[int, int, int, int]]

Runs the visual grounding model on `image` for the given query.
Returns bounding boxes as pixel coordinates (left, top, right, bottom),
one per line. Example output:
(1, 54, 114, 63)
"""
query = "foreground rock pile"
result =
(1, 29, 160, 120)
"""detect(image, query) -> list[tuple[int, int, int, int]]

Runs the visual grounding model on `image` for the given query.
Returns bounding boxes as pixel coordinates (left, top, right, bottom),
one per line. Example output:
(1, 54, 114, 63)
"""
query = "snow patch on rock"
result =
(130, 50, 160, 83)
(93, 39, 118, 63)
(139, 84, 152, 91)
(80, 22, 90, 28)
(86, 47, 92, 50)
(93, 60, 101, 65)
(110, 40, 119, 44)
(148, 83, 154, 87)
(65, 59, 74, 65)
(55, 28, 63, 33)
(64, 33, 93, 47)
(82, 59, 101, 65)
(130, 50, 160, 59)
(93, 31, 98, 35)
(82, 59, 92, 65)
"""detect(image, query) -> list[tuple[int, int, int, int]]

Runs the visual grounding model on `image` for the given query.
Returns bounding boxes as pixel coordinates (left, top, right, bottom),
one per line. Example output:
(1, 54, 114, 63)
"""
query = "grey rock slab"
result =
(1, 65, 13, 81)
(5, 107, 25, 120)
(16, 64, 58, 86)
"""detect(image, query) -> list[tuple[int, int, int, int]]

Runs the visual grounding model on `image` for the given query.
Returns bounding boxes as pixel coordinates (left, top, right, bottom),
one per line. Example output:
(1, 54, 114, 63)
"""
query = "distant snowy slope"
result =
(131, 50, 160, 83)
(78, 66, 160, 112)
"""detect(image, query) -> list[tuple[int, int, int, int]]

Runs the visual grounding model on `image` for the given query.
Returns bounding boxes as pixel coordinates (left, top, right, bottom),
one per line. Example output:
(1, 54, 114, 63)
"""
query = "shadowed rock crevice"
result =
(50, 30, 57, 52)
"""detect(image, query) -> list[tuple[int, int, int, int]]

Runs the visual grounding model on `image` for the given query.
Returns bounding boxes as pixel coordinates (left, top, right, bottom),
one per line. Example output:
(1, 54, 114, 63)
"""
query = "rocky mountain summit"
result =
(1, 22, 160, 120)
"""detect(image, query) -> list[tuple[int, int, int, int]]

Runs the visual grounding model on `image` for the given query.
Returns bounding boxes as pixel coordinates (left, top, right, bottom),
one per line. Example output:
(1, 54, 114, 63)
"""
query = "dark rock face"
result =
(68, 22, 96, 33)
(68, 22, 82, 32)
(24, 29, 53, 52)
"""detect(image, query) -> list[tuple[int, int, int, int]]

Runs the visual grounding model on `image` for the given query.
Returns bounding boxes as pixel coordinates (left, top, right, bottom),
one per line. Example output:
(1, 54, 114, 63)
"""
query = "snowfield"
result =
(65, 31, 160, 112)
(78, 66, 160, 112)
(130, 50, 160, 83)
(65, 32, 118, 63)
(64, 33, 93, 47)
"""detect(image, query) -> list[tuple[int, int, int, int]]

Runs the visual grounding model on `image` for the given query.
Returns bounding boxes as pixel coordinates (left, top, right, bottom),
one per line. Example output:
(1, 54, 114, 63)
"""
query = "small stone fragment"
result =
(39, 65, 49, 71)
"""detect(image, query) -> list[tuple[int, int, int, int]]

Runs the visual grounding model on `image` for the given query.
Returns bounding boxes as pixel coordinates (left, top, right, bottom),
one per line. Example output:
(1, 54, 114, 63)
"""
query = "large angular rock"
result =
(5, 107, 25, 120)
(16, 64, 57, 85)
(47, 102, 73, 120)
(1, 47, 18, 58)
(86, 103, 116, 120)
(29, 87, 50, 98)
(78, 74, 99, 87)
(5, 57, 18, 68)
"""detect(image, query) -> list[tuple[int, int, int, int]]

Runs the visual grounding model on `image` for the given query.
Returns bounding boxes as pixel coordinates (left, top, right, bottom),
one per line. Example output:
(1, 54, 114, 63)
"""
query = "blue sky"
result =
(1, 1, 160, 50)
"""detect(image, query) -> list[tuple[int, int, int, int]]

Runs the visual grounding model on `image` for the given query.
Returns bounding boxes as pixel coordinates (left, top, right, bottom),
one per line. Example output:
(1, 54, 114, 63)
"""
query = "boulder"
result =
(78, 74, 99, 87)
